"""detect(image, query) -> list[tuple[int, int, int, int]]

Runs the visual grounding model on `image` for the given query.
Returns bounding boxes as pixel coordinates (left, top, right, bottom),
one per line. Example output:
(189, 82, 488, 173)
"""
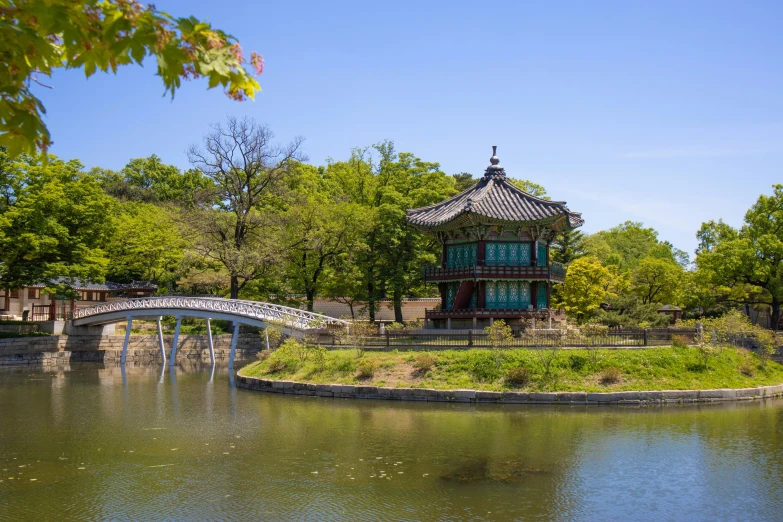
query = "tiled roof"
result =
(407, 147, 583, 230)
(30, 278, 157, 292)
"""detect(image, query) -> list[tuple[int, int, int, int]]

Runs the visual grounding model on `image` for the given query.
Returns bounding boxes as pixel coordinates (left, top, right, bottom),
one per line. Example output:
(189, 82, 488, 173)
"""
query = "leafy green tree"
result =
(631, 256, 683, 305)
(283, 164, 366, 311)
(554, 256, 617, 323)
(507, 178, 548, 198)
(1, 0, 263, 156)
(322, 142, 454, 322)
(452, 172, 475, 192)
(94, 155, 213, 205)
(105, 202, 186, 288)
(694, 185, 783, 330)
(187, 117, 304, 299)
(551, 229, 584, 265)
(0, 153, 116, 291)
(583, 221, 673, 270)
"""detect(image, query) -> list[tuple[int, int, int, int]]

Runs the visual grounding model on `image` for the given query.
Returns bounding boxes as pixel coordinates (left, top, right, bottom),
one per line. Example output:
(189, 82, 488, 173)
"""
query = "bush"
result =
(599, 367, 622, 385)
(356, 359, 375, 379)
(739, 360, 757, 377)
(569, 354, 587, 371)
(256, 349, 273, 360)
(469, 352, 501, 382)
(671, 335, 690, 349)
(413, 354, 436, 373)
(505, 367, 531, 387)
(266, 359, 287, 373)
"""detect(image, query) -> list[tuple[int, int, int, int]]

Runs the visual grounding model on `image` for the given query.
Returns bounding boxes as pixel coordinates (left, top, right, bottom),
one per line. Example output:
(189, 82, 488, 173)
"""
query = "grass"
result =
(239, 346, 783, 393)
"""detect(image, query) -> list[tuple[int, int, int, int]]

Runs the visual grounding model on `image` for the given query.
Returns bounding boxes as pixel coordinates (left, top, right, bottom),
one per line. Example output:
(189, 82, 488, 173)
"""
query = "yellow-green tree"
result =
(554, 256, 616, 323)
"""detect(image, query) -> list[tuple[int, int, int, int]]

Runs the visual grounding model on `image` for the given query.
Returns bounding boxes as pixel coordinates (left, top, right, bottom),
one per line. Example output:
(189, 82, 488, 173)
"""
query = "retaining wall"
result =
(0, 333, 263, 366)
(236, 374, 783, 406)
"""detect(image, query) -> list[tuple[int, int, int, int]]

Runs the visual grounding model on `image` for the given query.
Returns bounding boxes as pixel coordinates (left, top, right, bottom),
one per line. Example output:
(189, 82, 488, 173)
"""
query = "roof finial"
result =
(486, 145, 504, 176)
(490, 145, 499, 166)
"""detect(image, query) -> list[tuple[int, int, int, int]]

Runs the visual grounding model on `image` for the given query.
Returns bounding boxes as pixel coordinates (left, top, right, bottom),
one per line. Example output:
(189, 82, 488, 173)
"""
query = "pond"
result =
(1, 362, 782, 521)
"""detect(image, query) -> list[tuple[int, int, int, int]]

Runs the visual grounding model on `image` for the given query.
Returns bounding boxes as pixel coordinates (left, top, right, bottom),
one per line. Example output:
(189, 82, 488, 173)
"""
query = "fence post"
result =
(468, 329, 473, 347)
(386, 330, 390, 347)
(643, 328, 648, 346)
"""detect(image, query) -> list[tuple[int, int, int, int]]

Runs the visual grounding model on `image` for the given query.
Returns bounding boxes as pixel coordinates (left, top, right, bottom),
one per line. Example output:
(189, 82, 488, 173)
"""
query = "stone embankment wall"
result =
(236, 374, 783, 406)
(0, 334, 263, 366)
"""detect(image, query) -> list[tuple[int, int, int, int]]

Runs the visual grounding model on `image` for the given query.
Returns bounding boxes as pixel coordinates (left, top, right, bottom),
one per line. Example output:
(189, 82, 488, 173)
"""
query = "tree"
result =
(583, 221, 670, 270)
(94, 155, 213, 205)
(551, 229, 584, 265)
(631, 257, 683, 305)
(187, 117, 305, 299)
(321, 142, 454, 322)
(554, 256, 616, 323)
(695, 185, 783, 330)
(452, 172, 475, 192)
(0, 153, 116, 291)
(283, 164, 366, 311)
(507, 178, 548, 198)
(105, 202, 186, 288)
(1, 0, 264, 156)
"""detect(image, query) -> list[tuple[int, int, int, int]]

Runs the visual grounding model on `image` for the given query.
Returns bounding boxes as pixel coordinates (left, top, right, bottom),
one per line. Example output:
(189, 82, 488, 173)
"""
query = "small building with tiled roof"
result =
(1, 279, 157, 321)
(406, 146, 583, 329)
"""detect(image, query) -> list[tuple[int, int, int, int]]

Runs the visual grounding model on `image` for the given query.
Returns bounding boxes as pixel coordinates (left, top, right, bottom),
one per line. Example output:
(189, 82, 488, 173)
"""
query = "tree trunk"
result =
(367, 278, 375, 323)
(393, 288, 403, 323)
(771, 299, 781, 332)
(230, 275, 239, 300)
(306, 290, 315, 312)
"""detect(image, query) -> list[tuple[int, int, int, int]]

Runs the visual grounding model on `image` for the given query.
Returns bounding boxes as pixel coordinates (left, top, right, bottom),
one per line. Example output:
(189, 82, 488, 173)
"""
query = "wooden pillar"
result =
(531, 281, 538, 309)
(477, 281, 486, 308)
(477, 241, 486, 266)
(439, 283, 447, 309)
(49, 299, 55, 321)
(2, 289, 8, 312)
(441, 241, 448, 268)
(546, 241, 550, 267)
(532, 240, 538, 266)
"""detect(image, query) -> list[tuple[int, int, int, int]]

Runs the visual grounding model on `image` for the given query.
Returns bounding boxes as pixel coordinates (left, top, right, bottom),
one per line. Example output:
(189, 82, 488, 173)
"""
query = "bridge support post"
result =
(156, 316, 166, 364)
(228, 323, 239, 369)
(120, 317, 132, 364)
(169, 316, 182, 366)
(206, 318, 215, 365)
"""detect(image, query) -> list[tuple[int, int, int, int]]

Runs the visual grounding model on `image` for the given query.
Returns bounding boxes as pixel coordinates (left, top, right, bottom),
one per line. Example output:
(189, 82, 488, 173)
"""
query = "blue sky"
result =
(38, 1, 782, 257)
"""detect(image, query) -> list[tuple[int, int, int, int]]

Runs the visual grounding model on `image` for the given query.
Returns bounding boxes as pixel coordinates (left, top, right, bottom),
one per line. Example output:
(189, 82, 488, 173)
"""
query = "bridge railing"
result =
(71, 296, 351, 330)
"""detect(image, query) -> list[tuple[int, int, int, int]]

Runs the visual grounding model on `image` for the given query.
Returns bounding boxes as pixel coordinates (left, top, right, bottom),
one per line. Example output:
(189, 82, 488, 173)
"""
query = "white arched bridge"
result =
(72, 296, 351, 368)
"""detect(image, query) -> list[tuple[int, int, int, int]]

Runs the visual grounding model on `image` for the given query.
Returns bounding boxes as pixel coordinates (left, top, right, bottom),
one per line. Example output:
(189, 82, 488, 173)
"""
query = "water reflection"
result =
(1, 362, 782, 521)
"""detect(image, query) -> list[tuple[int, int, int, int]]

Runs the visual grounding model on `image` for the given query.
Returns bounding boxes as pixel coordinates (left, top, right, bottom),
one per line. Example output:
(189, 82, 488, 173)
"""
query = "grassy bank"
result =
(240, 345, 783, 393)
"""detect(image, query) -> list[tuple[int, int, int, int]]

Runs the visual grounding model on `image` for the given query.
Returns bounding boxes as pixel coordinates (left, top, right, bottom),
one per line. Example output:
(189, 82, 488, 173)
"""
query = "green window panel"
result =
(485, 281, 531, 309)
(485, 241, 533, 266)
(537, 243, 547, 267)
(537, 283, 547, 308)
(446, 243, 477, 268)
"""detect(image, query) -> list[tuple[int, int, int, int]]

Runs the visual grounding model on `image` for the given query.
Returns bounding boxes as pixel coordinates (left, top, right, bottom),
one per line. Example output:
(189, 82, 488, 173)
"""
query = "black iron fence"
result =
(313, 327, 699, 349)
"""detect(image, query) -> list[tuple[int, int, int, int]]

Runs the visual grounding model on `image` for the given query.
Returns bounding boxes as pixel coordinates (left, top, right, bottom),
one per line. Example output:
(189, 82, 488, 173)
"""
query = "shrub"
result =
(266, 359, 288, 374)
(505, 367, 531, 388)
(569, 354, 587, 371)
(413, 354, 436, 373)
(356, 359, 375, 379)
(256, 349, 273, 360)
(671, 335, 690, 349)
(599, 367, 621, 385)
(469, 352, 500, 382)
(739, 360, 757, 377)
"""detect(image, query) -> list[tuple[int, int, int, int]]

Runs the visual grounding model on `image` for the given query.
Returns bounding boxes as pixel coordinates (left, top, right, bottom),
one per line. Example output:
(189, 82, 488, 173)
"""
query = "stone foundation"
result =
(235, 374, 783, 406)
(0, 333, 263, 366)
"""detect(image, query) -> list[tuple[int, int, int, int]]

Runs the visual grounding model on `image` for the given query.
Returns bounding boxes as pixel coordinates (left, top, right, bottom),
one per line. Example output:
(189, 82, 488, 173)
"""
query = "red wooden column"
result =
(477, 241, 486, 266)
(477, 281, 486, 308)
(531, 281, 538, 309)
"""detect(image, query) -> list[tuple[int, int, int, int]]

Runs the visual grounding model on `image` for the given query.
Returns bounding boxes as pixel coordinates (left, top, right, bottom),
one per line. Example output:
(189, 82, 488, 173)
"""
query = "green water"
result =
(1, 362, 782, 521)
